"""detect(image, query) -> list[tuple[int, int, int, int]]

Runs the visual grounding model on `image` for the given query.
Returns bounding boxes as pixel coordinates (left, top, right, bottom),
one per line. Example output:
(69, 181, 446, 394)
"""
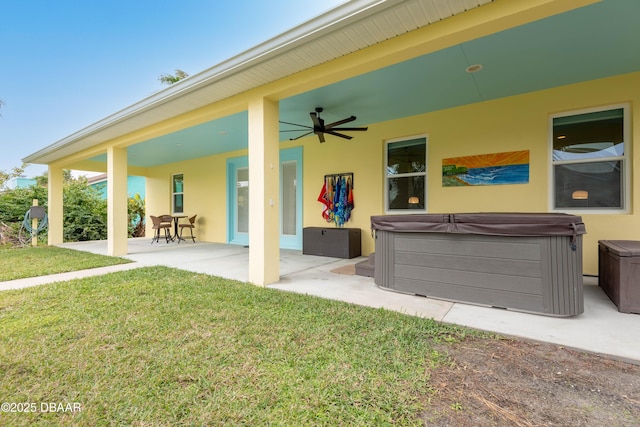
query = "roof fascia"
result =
(22, 0, 397, 164)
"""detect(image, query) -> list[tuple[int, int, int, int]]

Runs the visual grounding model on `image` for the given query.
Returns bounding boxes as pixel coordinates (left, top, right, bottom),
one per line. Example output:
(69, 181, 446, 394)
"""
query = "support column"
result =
(107, 146, 128, 256)
(248, 97, 280, 286)
(47, 166, 64, 246)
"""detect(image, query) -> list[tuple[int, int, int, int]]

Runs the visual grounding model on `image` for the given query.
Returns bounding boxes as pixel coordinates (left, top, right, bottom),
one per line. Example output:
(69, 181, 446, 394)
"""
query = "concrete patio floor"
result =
(4, 237, 639, 363)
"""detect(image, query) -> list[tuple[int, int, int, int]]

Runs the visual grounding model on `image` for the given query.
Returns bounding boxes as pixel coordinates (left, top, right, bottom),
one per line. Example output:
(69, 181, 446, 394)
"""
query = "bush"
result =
(0, 180, 145, 244)
(63, 181, 108, 241)
(0, 186, 48, 245)
(128, 193, 146, 237)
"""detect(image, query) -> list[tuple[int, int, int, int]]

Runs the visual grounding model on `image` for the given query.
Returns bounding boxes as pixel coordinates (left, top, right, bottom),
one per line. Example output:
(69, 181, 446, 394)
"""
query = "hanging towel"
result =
(317, 180, 331, 221)
(345, 176, 354, 222)
(328, 176, 337, 224)
(327, 177, 335, 223)
(334, 176, 349, 227)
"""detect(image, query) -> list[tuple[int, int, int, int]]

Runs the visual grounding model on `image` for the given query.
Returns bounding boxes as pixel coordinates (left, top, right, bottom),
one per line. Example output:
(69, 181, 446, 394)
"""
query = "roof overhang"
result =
(24, 0, 611, 167)
(24, 0, 497, 165)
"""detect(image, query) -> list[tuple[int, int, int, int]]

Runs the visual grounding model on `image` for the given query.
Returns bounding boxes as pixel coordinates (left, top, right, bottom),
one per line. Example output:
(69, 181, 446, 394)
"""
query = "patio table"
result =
(171, 215, 187, 241)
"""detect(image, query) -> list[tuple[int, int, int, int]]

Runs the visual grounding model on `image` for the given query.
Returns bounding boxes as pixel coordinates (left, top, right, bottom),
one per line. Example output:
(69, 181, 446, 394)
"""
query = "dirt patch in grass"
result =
(424, 336, 640, 426)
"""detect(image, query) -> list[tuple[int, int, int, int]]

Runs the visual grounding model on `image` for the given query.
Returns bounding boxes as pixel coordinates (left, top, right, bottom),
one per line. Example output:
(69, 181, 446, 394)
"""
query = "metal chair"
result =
(178, 215, 197, 243)
(150, 215, 172, 243)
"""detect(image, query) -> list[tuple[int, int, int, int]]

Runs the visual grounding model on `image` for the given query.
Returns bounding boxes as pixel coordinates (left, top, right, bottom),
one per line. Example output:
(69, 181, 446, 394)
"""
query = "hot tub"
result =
(371, 213, 586, 316)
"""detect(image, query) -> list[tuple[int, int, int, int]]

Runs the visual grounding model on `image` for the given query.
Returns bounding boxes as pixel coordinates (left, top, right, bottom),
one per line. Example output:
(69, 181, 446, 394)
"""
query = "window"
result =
(172, 173, 184, 213)
(551, 105, 629, 211)
(385, 136, 427, 212)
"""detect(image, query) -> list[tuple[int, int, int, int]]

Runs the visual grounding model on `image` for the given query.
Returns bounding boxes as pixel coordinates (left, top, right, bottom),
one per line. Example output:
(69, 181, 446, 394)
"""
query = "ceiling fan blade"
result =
(332, 126, 368, 132)
(325, 130, 353, 140)
(279, 120, 313, 129)
(300, 109, 368, 142)
(288, 131, 313, 141)
(325, 116, 356, 129)
(310, 112, 322, 129)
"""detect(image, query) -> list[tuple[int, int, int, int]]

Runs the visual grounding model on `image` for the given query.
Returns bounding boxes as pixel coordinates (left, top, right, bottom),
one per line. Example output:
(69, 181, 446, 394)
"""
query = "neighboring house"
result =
(23, 0, 640, 285)
(7, 177, 37, 190)
(87, 174, 146, 199)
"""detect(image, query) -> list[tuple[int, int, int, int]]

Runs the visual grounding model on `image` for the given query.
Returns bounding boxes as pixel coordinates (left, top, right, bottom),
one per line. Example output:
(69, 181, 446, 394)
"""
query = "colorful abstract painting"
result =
(442, 150, 529, 187)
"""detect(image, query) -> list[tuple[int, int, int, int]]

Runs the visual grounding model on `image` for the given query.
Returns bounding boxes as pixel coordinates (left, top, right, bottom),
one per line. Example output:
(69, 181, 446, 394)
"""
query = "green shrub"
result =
(0, 177, 145, 244)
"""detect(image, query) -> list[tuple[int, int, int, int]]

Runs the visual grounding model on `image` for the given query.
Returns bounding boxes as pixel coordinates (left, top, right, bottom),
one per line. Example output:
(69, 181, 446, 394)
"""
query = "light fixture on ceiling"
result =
(219, 131, 228, 136)
(557, 135, 567, 139)
(572, 190, 588, 200)
(408, 196, 420, 204)
(466, 64, 483, 73)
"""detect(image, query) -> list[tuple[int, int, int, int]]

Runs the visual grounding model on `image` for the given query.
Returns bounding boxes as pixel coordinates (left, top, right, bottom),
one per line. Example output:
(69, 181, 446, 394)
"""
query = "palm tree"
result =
(158, 69, 189, 85)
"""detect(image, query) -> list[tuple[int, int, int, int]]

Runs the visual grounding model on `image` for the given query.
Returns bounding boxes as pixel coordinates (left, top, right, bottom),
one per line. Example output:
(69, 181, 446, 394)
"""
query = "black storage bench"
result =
(303, 227, 361, 259)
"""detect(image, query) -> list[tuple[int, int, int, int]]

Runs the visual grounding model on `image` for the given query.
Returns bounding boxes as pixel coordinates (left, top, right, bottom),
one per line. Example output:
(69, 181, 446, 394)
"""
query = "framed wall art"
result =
(442, 150, 529, 187)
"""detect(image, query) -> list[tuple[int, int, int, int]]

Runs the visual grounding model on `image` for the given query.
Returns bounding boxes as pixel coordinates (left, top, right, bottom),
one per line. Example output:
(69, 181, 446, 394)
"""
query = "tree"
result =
(34, 169, 74, 188)
(158, 69, 189, 85)
(62, 181, 108, 241)
(128, 193, 146, 237)
(0, 163, 26, 191)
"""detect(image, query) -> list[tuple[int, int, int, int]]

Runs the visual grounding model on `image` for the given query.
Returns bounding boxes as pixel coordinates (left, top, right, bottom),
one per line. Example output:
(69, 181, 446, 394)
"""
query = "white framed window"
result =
(172, 173, 184, 214)
(551, 104, 629, 212)
(385, 136, 427, 213)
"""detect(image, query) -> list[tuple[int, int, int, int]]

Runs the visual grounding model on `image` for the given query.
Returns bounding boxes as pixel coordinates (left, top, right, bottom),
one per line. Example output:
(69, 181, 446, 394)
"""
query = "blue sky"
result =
(0, 0, 345, 177)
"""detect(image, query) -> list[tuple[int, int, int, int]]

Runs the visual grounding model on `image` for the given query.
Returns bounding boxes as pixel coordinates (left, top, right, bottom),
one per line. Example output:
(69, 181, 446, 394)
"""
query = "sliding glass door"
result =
(227, 147, 302, 249)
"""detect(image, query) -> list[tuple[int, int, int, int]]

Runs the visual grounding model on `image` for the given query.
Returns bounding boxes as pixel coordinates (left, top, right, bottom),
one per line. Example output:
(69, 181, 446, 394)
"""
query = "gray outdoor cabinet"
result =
(599, 240, 640, 314)
(371, 213, 586, 317)
(303, 227, 361, 259)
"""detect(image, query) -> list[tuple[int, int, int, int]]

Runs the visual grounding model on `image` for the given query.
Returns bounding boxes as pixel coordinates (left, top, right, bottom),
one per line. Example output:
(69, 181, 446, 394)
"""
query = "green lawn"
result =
(0, 246, 131, 282)
(0, 266, 473, 426)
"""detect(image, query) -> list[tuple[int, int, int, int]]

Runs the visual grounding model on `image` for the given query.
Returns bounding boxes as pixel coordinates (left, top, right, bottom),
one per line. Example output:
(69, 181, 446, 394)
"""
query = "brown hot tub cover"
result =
(371, 212, 586, 246)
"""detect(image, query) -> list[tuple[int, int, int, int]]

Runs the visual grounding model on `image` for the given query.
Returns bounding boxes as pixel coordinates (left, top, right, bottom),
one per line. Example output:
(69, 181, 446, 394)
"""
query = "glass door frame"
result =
(226, 156, 249, 246)
(279, 147, 303, 249)
(226, 147, 303, 249)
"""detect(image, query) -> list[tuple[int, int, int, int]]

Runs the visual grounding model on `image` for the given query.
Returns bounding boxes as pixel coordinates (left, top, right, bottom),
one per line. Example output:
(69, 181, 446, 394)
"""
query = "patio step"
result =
(355, 253, 375, 277)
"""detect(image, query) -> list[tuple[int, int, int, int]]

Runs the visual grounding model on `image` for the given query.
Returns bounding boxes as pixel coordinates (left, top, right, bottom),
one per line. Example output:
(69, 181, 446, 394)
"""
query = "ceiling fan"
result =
(280, 107, 368, 143)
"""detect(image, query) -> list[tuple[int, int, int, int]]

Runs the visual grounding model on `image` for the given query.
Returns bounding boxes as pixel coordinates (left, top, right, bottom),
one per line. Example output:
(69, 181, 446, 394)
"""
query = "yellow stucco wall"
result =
(299, 71, 639, 274)
(293, 134, 382, 256)
(143, 71, 638, 276)
(431, 72, 638, 276)
(145, 150, 243, 244)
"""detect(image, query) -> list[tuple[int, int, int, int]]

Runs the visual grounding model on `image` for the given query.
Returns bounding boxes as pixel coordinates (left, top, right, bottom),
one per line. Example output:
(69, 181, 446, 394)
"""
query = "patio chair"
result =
(160, 214, 176, 241)
(150, 215, 172, 244)
(178, 215, 197, 243)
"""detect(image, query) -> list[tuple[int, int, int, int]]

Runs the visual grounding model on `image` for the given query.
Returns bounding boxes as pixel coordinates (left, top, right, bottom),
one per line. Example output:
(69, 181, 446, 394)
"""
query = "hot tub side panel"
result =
(546, 235, 584, 316)
(374, 230, 396, 288)
(374, 230, 583, 316)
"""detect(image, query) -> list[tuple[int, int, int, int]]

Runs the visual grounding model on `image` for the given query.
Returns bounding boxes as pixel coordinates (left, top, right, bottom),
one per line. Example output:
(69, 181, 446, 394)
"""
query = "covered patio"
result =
(53, 238, 640, 363)
(23, 0, 640, 289)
